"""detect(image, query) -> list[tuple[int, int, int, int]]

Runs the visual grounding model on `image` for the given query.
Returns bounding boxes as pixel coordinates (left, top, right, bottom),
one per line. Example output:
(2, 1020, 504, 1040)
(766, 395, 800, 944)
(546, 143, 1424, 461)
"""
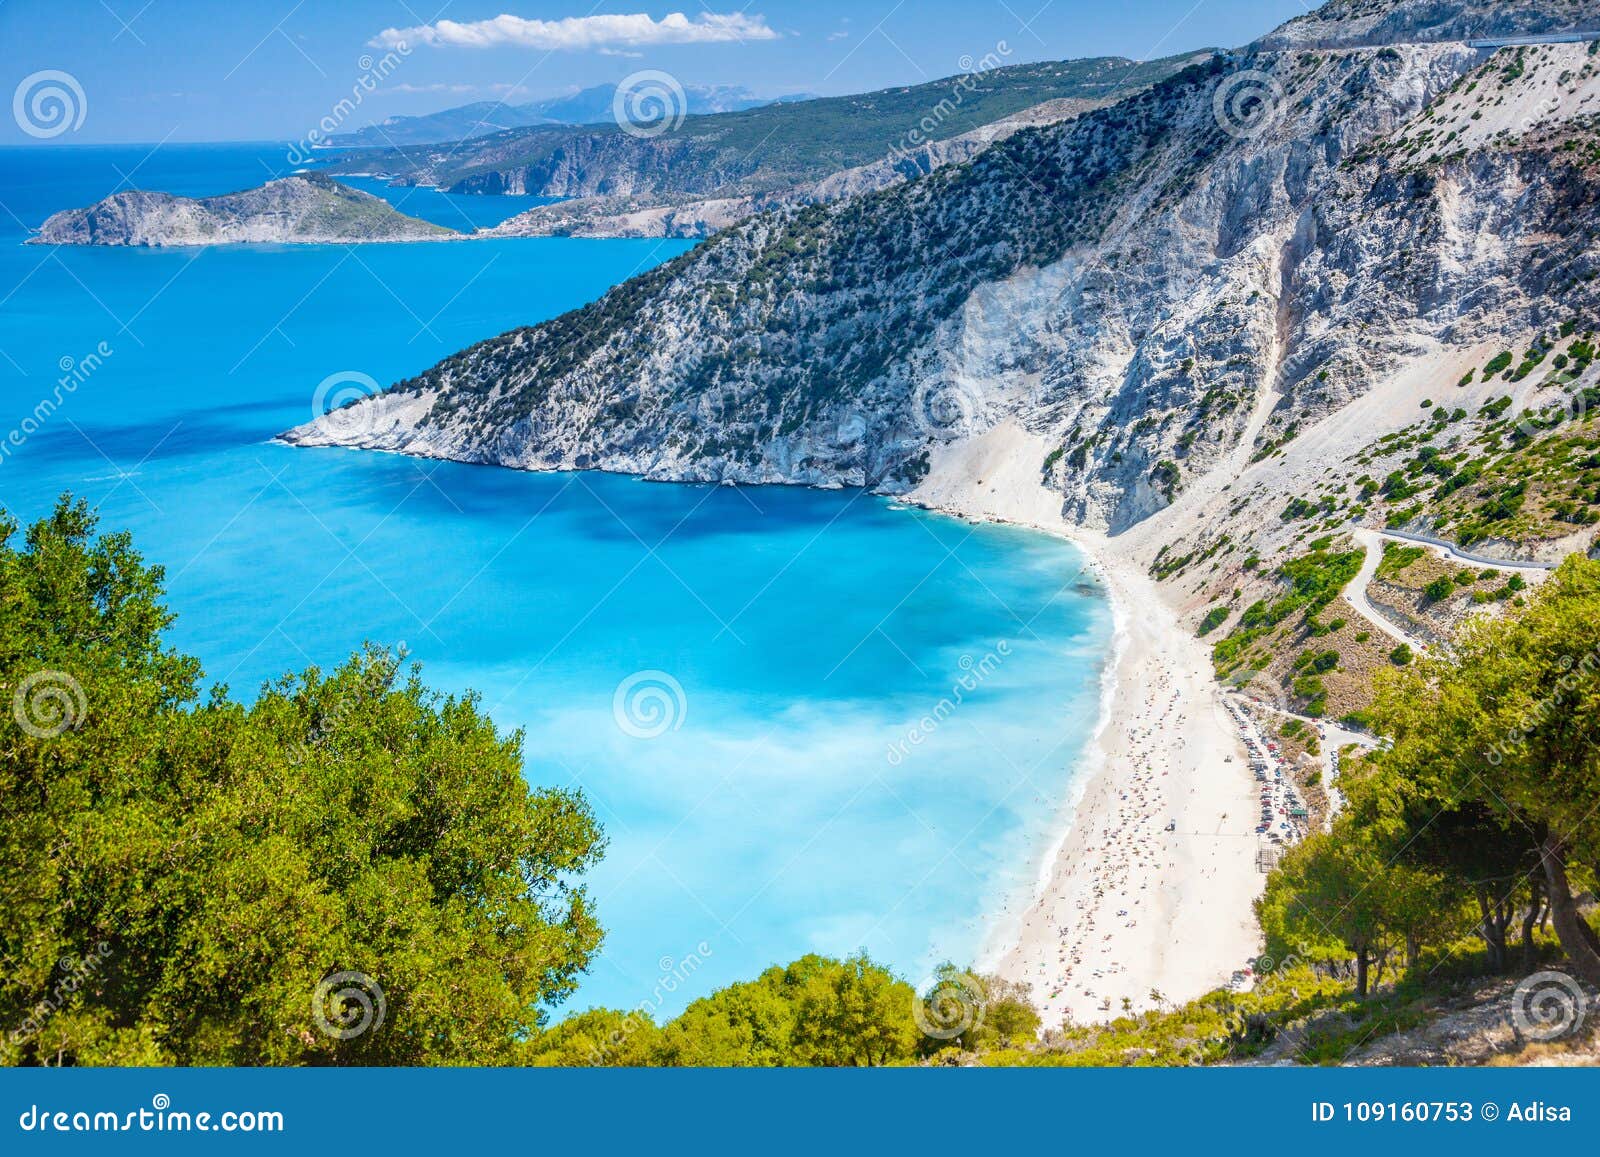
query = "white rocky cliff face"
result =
(282, 3, 1600, 541)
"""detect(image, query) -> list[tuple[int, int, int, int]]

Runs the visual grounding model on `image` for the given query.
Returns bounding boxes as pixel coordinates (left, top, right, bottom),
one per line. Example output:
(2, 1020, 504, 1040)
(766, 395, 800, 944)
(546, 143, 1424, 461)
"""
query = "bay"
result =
(0, 142, 1112, 1017)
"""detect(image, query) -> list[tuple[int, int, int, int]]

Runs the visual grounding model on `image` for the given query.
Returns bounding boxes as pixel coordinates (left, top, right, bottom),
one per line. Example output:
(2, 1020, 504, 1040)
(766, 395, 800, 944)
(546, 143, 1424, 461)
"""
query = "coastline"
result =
(970, 557, 1126, 984)
(284, 417, 1267, 1023)
(908, 422, 1263, 1024)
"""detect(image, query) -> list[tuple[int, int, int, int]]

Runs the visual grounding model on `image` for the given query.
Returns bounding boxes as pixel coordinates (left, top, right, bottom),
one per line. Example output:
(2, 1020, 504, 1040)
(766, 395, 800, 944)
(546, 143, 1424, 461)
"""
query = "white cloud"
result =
(371, 11, 779, 52)
(381, 82, 478, 95)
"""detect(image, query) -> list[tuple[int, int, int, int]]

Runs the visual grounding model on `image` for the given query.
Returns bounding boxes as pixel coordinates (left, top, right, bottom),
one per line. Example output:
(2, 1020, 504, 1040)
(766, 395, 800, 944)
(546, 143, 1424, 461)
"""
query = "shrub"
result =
(1423, 577, 1455, 602)
(1151, 460, 1182, 500)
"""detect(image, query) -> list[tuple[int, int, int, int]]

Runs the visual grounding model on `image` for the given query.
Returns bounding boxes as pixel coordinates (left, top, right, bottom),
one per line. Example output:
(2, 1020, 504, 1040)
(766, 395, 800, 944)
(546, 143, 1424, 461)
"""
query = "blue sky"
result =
(2, 0, 1312, 144)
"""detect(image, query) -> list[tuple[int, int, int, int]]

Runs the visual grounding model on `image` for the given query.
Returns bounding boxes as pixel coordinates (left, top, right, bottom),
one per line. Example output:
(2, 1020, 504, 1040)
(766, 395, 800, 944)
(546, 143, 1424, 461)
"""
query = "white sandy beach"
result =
(909, 422, 1263, 1025)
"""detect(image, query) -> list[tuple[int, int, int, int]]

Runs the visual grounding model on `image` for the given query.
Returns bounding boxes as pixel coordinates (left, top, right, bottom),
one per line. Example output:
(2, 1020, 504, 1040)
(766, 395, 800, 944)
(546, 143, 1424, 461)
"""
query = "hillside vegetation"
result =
(329, 53, 1206, 198)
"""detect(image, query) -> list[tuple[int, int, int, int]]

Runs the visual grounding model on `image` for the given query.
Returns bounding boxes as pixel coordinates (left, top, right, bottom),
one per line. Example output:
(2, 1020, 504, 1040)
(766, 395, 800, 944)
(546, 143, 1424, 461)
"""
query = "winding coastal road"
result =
(1345, 528, 1427, 650)
(1369, 526, 1556, 573)
(1343, 526, 1558, 653)
(1465, 33, 1600, 49)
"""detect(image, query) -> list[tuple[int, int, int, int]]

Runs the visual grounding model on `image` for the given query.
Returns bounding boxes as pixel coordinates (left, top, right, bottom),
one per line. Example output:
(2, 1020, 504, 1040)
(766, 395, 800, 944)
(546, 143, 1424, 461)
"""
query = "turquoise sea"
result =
(0, 143, 1112, 1018)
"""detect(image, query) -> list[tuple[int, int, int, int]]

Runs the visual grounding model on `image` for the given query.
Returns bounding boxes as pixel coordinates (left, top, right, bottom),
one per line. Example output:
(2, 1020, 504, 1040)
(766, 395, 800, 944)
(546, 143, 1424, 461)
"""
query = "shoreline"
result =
(284, 420, 1266, 1021)
(907, 423, 1263, 1024)
(971, 552, 1126, 978)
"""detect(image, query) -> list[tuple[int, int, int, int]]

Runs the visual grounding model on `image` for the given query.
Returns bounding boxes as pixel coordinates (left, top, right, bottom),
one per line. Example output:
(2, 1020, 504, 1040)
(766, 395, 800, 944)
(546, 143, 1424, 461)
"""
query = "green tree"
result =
(790, 952, 919, 1066)
(653, 966, 799, 1066)
(1335, 750, 1527, 971)
(1371, 556, 1600, 985)
(978, 974, 1042, 1048)
(522, 1009, 661, 1066)
(0, 498, 605, 1065)
(910, 964, 1040, 1055)
(648, 952, 919, 1066)
(1260, 826, 1390, 997)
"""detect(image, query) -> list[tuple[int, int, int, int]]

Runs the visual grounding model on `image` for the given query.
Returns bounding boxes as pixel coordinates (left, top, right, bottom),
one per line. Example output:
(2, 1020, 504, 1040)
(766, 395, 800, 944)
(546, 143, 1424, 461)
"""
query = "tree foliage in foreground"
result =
(1261, 556, 1600, 994)
(523, 954, 1041, 1067)
(0, 498, 604, 1065)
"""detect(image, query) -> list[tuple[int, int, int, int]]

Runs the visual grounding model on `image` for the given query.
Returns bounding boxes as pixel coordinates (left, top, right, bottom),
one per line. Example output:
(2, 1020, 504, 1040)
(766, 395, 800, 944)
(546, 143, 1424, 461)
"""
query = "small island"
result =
(32, 173, 458, 246)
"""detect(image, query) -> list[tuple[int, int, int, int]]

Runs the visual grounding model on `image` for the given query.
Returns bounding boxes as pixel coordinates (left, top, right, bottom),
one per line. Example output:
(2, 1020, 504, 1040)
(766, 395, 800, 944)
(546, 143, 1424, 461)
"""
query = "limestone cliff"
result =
(283, 5, 1600, 543)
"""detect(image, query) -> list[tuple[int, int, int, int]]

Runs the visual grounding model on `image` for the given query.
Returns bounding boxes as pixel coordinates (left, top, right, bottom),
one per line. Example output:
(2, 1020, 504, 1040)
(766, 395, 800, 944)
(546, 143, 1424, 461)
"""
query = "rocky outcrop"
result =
(447, 131, 726, 199)
(33, 174, 456, 246)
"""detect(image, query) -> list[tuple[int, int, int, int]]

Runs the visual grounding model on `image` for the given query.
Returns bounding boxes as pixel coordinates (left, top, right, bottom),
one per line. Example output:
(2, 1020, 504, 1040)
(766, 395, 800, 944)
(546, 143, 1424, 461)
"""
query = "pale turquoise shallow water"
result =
(0, 143, 1113, 1017)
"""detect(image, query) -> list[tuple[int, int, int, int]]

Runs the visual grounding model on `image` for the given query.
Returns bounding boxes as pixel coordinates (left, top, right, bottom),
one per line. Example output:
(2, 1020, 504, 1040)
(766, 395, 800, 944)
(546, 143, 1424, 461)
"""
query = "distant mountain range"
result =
(325, 54, 1208, 201)
(325, 84, 811, 148)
